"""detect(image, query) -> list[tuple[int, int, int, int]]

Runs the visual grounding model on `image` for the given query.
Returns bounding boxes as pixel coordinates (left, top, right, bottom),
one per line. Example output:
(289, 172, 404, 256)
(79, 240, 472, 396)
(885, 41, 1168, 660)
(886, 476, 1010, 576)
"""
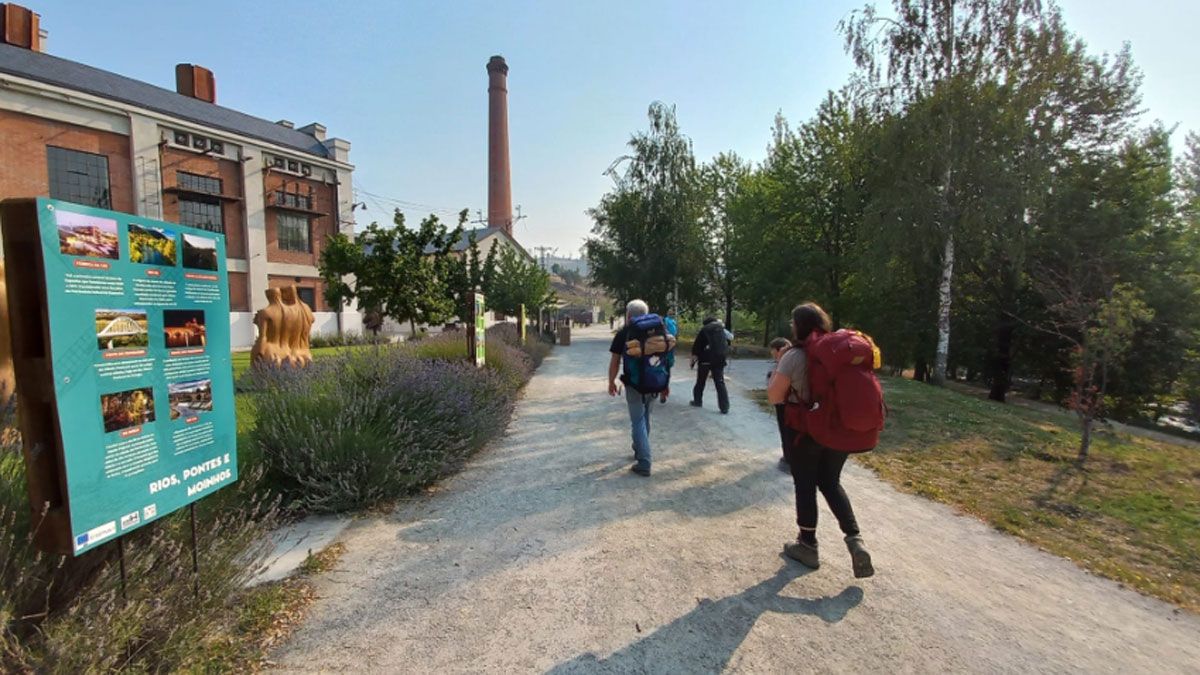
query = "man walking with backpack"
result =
(608, 300, 675, 476)
(689, 317, 731, 414)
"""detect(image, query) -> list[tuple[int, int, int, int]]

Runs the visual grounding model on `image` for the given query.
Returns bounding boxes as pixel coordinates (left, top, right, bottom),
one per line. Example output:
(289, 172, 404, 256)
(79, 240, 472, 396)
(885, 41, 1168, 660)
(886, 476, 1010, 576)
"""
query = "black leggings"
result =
(782, 432, 860, 542)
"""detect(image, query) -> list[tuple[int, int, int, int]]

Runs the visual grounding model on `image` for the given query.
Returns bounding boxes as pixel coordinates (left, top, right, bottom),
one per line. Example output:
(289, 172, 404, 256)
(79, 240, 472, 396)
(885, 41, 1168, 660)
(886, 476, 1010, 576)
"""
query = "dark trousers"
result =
(692, 362, 729, 412)
(781, 431, 860, 541)
(774, 404, 788, 460)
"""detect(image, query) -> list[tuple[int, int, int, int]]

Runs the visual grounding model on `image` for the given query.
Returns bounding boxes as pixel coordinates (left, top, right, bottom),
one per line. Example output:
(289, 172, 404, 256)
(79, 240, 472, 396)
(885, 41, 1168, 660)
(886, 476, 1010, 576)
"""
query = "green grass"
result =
(231, 345, 369, 381)
(751, 377, 1200, 611)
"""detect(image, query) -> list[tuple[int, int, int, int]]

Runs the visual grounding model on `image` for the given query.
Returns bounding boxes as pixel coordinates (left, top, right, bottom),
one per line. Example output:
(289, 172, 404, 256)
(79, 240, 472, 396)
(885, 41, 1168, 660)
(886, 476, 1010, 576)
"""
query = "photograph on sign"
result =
(100, 387, 156, 433)
(129, 222, 177, 266)
(95, 308, 149, 351)
(56, 209, 119, 259)
(182, 232, 218, 270)
(168, 378, 213, 420)
(163, 309, 207, 348)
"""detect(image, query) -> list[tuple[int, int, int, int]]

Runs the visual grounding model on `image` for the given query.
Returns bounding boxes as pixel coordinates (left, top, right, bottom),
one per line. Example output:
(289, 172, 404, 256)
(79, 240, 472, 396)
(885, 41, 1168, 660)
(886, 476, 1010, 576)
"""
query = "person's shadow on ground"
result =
(546, 561, 863, 674)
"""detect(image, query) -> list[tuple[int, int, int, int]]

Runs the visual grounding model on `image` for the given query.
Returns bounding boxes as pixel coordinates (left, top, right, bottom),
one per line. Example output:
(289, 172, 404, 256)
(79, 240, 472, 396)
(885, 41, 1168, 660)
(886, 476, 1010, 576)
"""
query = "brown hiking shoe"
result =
(845, 535, 875, 578)
(783, 540, 820, 569)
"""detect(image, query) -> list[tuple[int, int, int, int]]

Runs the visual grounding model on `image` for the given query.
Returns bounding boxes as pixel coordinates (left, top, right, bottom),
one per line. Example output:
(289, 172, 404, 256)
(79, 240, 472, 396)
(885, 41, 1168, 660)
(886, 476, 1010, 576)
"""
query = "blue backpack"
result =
(623, 313, 674, 394)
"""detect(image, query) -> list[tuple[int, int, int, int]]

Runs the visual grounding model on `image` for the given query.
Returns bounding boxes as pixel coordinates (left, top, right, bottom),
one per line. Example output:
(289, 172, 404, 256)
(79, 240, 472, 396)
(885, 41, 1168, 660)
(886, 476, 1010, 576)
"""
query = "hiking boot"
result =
(630, 464, 651, 477)
(783, 540, 820, 569)
(845, 535, 875, 578)
(689, 400, 702, 408)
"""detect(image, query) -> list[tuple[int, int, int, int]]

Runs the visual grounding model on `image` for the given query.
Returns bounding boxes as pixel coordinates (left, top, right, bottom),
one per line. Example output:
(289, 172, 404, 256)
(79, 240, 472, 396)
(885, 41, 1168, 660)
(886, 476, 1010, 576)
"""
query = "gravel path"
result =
(272, 326, 1200, 673)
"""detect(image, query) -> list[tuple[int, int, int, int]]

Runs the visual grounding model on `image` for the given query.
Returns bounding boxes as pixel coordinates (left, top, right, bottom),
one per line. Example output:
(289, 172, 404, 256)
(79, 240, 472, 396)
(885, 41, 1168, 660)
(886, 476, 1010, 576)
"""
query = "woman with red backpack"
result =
(767, 302, 877, 578)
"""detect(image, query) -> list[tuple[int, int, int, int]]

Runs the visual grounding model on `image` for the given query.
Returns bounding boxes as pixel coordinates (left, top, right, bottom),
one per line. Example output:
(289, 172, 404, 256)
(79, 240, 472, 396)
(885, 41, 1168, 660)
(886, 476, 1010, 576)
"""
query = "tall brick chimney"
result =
(487, 55, 512, 236)
(1, 4, 42, 51)
(175, 63, 216, 104)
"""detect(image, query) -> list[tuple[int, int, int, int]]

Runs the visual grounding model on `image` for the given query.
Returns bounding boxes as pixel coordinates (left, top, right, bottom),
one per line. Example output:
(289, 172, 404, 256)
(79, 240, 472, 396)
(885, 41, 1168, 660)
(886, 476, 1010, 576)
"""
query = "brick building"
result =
(0, 3, 360, 348)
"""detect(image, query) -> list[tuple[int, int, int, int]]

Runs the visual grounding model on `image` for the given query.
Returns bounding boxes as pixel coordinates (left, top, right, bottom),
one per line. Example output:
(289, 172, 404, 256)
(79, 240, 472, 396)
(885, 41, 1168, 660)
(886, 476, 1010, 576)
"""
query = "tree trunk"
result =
(931, 5, 956, 387)
(987, 318, 1016, 402)
(724, 283, 733, 333)
(914, 355, 928, 382)
(1078, 415, 1092, 462)
(931, 233, 954, 386)
(763, 307, 771, 347)
(410, 318, 418, 338)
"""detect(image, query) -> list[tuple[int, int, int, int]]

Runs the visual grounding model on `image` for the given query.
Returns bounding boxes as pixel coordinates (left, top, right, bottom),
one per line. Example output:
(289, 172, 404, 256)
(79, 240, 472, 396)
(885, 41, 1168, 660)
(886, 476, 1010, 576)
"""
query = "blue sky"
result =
(28, 1, 1200, 255)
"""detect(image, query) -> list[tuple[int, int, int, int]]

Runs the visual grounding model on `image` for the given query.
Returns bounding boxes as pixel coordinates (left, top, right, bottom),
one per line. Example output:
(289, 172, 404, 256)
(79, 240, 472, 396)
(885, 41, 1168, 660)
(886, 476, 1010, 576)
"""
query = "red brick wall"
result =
(268, 274, 328, 312)
(159, 148, 247, 259)
(263, 171, 336, 266)
(228, 271, 250, 312)
(0, 109, 133, 212)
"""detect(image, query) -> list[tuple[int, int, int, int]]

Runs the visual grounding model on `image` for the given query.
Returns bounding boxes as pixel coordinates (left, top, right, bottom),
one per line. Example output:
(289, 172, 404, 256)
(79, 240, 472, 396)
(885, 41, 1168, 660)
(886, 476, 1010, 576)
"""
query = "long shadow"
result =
(547, 562, 863, 674)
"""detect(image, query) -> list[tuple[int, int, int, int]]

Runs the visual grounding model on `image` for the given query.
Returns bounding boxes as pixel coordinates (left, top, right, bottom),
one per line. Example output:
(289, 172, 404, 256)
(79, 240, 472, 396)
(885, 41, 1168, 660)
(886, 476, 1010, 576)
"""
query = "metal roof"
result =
(0, 43, 331, 158)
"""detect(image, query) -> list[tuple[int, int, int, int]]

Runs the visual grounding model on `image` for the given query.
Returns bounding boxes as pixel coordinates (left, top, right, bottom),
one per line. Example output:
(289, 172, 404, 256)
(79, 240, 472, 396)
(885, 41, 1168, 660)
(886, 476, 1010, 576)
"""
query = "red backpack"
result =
(800, 329, 885, 452)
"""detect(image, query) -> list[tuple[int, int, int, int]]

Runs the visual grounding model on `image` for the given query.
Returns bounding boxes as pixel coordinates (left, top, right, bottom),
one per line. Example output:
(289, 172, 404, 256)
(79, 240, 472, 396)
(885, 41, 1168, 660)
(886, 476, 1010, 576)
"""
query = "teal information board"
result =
(32, 198, 237, 555)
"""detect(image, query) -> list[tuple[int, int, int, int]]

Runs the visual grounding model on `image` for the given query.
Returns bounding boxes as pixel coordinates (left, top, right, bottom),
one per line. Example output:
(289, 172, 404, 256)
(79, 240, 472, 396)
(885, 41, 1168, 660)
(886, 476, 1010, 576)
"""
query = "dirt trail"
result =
(273, 326, 1199, 673)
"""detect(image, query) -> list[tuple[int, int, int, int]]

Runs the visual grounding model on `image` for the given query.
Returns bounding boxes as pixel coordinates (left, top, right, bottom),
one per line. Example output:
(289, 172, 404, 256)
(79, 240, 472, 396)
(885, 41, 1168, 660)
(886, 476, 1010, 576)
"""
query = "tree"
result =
(482, 245, 556, 317)
(699, 152, 749, 329)
(585, 102, 706, 313)
(320, 209, 463, 336)
(445, 212, 496, 323)
(1030, 129, 1179, 459)
(842, 0, 1048, 385)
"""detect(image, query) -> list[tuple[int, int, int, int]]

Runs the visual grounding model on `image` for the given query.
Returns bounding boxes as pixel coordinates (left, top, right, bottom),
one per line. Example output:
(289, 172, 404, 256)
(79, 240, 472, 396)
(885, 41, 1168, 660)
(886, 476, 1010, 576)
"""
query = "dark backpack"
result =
(700, 322, 730, 362)
(622, 314, 673, 394)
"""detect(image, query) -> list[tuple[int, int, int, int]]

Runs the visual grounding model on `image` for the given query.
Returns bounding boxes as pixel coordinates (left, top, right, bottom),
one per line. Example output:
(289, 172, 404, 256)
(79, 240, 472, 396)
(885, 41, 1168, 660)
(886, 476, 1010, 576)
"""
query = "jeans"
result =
(693, 362, 729, 412)
(625, 386, 655, 470)
(782, 433, 860, 542)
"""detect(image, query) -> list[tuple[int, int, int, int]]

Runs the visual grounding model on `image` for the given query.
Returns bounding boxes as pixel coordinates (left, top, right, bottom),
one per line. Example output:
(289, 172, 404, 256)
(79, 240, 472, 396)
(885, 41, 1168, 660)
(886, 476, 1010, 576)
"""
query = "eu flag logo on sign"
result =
(75, 533, 88, 547)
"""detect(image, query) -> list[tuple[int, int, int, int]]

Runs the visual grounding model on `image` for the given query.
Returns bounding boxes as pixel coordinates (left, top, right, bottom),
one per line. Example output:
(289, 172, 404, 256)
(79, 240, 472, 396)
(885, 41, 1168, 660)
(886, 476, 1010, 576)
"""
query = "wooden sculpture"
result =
(251, 285, 314, 368)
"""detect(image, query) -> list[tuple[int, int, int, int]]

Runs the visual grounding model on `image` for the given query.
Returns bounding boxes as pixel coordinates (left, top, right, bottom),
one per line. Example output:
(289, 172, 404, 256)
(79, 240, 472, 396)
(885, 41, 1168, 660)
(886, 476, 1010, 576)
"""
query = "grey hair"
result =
(626, 299, 649, 318)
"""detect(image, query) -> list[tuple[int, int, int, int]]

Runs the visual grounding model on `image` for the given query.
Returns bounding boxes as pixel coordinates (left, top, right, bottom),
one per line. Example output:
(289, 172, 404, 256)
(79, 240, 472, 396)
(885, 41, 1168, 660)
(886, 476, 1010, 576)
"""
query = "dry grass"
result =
(750, 378, 1200, 611)
(191, 543, 346, 672)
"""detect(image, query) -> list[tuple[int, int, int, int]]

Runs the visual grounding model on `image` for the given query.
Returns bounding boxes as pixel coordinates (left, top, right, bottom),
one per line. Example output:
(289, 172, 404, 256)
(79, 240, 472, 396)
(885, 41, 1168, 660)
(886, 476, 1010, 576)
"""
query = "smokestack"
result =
(487, 55, 512, 236)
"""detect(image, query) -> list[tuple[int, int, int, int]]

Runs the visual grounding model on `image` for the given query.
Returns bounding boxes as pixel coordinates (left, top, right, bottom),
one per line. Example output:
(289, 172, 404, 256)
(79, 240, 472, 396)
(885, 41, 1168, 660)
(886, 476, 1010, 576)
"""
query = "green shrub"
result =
(309, 332, 391, 349)
(253, 347, 518, 513)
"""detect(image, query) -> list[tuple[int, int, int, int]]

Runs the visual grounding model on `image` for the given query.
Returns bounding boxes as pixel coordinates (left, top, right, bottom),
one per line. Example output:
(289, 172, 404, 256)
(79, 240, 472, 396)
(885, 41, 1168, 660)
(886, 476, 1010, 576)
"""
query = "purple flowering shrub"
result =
(254, 346, 518, 513)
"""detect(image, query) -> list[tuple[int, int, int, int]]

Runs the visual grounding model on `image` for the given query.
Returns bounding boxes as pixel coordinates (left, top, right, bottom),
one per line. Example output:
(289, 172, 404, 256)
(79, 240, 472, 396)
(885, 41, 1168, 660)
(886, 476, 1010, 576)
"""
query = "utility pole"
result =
(532, 246, 557, 271)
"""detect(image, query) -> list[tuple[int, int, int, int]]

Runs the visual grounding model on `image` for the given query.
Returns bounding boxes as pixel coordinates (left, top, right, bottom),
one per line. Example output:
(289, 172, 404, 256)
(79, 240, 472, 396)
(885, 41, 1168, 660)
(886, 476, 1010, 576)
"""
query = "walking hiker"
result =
(769, 337, 792, 473)
(689, 317, 731, 413)
(767, 302, 883, 578)
(608, 300, 676, 476)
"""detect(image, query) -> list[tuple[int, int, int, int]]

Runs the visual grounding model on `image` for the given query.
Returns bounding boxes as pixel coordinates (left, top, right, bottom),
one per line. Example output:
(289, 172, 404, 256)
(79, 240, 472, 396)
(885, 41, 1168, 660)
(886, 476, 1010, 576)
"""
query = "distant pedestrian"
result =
(608, 300, 676, 476)
(768, 302, 877, 578)
(768, 337, 792, 472)
(689, 317, 730, 414)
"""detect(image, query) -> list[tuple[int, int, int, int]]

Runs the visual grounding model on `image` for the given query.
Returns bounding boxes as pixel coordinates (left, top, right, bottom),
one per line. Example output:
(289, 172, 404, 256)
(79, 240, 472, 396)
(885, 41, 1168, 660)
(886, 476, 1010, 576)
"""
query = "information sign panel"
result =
(473, 293, 486, 367)
(21, 198, 237, 555)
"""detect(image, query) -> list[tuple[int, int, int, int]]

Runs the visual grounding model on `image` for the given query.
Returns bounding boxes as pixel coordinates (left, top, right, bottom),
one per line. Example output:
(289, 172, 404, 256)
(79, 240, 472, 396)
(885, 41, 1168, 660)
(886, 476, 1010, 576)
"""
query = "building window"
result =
(47, 146, 111, 208)
(178, 171, 222, 195)
(296, 286, 316, 309)
(277, 213, 311, 252)
(178, 197, 223, 233)
(273, 190, 313, 211)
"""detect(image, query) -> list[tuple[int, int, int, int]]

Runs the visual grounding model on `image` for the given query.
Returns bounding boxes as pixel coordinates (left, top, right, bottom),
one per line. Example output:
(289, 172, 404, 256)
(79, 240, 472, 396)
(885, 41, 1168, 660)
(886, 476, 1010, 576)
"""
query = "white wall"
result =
(230, 312, 254, 350)
(312, 312, 340, 337)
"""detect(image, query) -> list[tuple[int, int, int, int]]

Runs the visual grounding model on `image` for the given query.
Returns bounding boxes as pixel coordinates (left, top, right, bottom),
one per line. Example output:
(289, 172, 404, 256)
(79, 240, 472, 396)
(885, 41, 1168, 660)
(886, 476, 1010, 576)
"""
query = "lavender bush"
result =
(254, 346, 518, 513)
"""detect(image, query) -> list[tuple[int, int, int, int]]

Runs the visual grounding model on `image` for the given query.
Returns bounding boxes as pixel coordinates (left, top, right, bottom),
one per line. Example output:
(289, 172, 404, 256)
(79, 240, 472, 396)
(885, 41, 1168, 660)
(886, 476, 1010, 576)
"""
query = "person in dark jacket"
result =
(689, 317, 731, 413)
